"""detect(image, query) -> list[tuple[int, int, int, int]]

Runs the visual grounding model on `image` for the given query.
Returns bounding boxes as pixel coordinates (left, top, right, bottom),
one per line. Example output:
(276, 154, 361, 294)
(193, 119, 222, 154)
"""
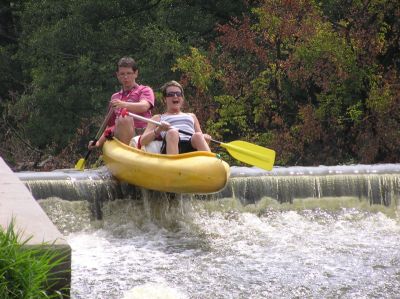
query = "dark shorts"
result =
(135, 128, 145, 135)
(161, 139, 195, 154)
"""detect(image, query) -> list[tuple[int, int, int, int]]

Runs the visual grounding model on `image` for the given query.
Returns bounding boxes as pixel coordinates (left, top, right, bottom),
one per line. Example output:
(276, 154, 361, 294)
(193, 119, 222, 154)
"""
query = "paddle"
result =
(75, 109, 113, 170)
(127, 112, 276, 171)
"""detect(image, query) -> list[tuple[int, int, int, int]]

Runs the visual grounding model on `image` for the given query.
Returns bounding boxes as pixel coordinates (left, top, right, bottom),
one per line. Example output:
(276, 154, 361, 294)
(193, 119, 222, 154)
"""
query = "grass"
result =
(0, 219, 68, 298)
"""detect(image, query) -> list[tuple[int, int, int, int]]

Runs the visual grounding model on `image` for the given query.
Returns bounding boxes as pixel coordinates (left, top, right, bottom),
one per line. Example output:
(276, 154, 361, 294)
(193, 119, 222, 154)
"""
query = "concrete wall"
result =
(0, 157, 71, 296)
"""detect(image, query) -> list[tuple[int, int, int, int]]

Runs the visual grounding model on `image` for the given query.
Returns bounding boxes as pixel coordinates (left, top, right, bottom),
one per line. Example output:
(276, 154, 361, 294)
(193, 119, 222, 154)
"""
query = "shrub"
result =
(0, 219, 66, 298)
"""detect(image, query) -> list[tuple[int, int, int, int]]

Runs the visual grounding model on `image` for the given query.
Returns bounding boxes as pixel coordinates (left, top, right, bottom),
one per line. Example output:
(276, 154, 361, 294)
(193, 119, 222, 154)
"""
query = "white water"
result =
(39, 196, 400, 299)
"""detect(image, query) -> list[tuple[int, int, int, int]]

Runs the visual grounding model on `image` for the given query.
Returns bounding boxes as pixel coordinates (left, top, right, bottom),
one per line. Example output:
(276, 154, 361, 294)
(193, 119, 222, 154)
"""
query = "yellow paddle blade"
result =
(74, 158, 86, 171)
(220, 140, 276, 171)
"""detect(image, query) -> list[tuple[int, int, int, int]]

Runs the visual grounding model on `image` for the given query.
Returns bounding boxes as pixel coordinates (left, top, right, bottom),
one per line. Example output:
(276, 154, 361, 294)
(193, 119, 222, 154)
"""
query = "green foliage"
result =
(207, 94, 249, 138)
(6, 0, 183, 151)
(300, 31, 358, 81)
(1, 0, 399, 167)
(139, 24, 183, 85)
(0, 220, 67, 298)
(366, 76, 393, 113)
(173, 47, 221, 92)
(1, 0, 249, 167)
(157, 0, 247, 46)
(346, 102, 363, 124)
(182, 0, 400, 166)
(250, 66, 281, 124)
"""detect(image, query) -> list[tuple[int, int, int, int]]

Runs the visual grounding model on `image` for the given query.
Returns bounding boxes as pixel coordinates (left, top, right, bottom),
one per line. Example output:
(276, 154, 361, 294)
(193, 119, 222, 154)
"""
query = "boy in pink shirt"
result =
(89, 57, 155, 149)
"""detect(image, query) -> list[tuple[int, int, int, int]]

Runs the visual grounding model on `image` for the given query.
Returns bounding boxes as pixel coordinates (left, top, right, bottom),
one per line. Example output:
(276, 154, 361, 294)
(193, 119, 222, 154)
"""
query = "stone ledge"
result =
(0, 157, 71, 296)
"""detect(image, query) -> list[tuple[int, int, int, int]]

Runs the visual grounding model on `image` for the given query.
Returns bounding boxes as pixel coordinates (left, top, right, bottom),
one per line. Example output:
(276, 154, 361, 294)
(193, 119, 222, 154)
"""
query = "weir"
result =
(11, 163, 400, 298)
(17, 164, 400, 213)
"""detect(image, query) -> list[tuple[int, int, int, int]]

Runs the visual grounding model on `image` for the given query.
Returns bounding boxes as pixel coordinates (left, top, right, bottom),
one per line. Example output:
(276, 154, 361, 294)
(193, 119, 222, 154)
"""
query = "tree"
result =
(0, 0, 248, 168)
(174, 0, 400, 165)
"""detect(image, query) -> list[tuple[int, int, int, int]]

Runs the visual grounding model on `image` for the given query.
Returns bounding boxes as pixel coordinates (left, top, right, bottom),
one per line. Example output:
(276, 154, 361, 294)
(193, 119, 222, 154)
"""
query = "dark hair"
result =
(160, 80, 184, 97)
(117, 57, 138, 71)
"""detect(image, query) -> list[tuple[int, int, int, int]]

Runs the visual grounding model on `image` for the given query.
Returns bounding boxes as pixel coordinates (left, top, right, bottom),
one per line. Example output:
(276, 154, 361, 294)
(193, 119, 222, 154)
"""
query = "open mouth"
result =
(172, 99, 180, 104)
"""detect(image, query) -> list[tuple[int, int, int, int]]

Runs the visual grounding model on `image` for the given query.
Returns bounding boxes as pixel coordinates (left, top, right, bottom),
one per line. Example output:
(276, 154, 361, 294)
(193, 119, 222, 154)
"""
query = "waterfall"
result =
(17, 164, 400, 213)
(17, 164, 400, 299)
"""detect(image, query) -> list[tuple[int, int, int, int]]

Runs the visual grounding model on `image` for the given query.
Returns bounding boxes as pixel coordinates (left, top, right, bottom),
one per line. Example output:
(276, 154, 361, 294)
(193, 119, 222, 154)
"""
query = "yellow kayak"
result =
(102, 138, 230, 194)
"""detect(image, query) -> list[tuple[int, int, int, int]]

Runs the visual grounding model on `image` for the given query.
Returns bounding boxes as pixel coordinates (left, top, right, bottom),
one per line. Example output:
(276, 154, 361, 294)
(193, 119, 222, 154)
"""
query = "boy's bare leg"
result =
(114, 116, 134, 145)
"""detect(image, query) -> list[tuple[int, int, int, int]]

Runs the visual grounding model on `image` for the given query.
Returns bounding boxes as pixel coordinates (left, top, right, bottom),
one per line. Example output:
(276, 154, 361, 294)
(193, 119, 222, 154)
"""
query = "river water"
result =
(38, 193, 400, 299)
(17, 164, 400, 298)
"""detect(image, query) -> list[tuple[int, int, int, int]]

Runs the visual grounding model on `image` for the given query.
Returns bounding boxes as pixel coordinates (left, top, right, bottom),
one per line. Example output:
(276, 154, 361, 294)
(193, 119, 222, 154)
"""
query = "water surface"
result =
(39, 196, 400, 299)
